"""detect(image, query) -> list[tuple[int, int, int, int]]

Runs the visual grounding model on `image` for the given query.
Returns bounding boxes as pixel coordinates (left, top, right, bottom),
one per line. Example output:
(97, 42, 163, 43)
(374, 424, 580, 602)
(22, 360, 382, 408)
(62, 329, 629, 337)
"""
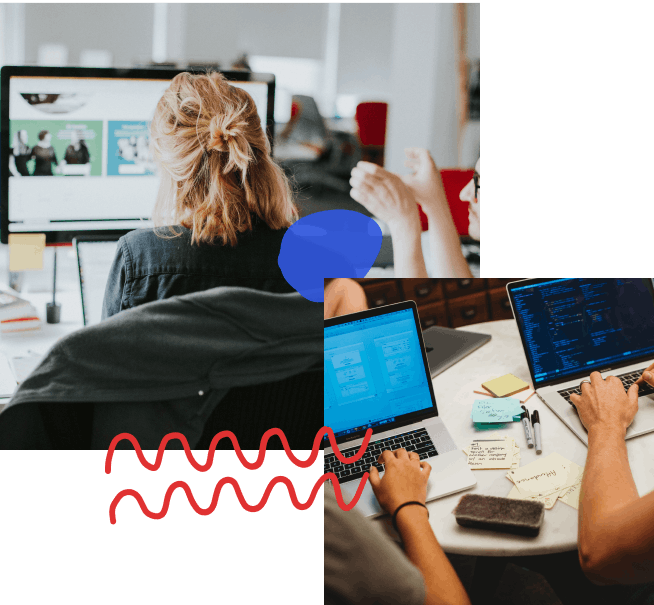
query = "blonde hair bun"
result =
(150, 71, 298, 247)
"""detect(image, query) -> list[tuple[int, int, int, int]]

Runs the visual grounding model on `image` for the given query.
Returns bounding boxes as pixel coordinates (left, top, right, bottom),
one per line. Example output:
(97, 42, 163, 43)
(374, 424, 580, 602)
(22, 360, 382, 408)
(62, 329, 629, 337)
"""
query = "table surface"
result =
(0, 290, 82, 410)
(398, 319, 654, 557)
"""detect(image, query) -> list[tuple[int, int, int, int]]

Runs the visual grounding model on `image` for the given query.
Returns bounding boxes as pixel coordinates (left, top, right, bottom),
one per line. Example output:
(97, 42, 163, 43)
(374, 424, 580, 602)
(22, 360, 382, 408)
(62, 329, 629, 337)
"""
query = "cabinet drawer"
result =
(400, 279, 444, 304)
(443, 278, 487, 298)
(486, 278, 519, 289)
(417, 301, 449, 330)
(362, 280, 402, 308)
(489, 287, 514, 321)
(448, 291, 489, 327)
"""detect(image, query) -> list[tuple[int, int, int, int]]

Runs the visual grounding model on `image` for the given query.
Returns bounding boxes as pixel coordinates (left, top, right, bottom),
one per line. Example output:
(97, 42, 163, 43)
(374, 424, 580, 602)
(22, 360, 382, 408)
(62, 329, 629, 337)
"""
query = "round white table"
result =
(407, 319, 654, 556)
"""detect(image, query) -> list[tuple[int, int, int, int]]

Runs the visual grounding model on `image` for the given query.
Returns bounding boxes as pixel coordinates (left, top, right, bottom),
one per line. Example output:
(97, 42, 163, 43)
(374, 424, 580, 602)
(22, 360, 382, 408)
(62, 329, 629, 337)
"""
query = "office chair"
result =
(196, 361, 323, 450)
(417, 169, 475, 235)
(355, 102, 388, 166)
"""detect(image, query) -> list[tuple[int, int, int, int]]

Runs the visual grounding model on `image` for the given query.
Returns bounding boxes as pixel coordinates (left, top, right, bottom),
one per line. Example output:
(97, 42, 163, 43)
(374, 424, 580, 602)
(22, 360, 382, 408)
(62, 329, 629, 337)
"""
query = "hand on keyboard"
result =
(569, 371, 639, 436)
(368, 448, 432, 516)
(636, 362, 654, 392)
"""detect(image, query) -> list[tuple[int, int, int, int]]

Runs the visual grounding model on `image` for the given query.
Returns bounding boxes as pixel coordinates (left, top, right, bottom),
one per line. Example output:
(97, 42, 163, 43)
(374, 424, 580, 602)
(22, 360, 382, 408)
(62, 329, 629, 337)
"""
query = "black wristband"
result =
(392, 501, 429, 533)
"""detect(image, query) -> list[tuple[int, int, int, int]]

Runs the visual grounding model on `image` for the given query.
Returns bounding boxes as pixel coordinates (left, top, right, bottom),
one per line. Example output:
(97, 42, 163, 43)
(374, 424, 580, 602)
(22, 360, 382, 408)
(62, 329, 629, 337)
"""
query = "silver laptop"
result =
(507, 278, 654, 445)
(324, 301, 476, 518)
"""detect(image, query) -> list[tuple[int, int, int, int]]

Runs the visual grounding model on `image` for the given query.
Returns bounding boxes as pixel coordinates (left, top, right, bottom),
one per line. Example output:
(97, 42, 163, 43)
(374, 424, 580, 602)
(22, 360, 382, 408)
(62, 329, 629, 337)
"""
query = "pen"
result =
(521, 405, 534, 449)
(531, 410, 542, 454)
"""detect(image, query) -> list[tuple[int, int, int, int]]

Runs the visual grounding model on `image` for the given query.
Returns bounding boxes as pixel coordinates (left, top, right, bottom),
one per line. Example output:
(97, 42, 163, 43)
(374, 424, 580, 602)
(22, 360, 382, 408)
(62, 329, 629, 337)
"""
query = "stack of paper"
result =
(0, 290, 41, 333)
(472, 398, 524, 424)
(463, 436, 521, 470)
(506, 452, 584, 510)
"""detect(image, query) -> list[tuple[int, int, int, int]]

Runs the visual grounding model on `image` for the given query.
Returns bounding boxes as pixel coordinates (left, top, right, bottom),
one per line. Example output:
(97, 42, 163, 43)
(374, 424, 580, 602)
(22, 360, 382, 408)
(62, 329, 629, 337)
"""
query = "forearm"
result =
(389, 221, 429, 278)
(423, 208, 472, 278)
(579, 426, 639, 576)
(396, 507, 471, 605)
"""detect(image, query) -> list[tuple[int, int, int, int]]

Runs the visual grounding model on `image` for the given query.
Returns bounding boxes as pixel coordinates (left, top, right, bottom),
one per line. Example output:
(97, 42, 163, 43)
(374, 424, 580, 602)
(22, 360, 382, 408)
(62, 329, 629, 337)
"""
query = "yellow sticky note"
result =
(482, 374, 529, 398)
(8, 234, 46, 271)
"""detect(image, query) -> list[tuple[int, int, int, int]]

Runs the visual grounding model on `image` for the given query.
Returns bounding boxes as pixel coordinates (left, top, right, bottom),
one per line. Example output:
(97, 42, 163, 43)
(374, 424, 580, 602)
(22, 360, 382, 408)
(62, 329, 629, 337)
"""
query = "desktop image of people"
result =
(8, 120, 102, 176)
(324, 278, 654, 605)
(107, 121, 157, 176)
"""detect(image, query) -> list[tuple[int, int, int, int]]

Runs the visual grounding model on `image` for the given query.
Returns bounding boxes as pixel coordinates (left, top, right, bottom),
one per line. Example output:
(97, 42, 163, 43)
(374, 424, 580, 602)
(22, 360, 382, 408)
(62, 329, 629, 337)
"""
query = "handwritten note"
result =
(472, 398, 524, 424)
(505, 453, 585, 510)
(463, 437, 520, 470)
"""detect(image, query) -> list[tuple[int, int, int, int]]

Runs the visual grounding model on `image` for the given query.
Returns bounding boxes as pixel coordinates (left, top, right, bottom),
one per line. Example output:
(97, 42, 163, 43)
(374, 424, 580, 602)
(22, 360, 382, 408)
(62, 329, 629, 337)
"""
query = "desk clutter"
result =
(0, 290, 41, 333)
(506, 453, 584, 511)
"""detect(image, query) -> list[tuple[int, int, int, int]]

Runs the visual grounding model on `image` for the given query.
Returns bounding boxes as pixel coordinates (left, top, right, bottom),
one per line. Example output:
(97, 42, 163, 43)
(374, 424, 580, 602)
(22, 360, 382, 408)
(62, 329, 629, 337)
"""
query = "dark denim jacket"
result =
(101, 221, 293, 319)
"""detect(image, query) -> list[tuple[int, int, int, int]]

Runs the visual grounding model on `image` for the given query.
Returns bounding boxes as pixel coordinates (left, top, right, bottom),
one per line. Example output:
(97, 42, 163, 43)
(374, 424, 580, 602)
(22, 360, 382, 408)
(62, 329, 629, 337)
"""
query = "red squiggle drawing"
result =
(105, 427, 373, 474)
(110, 472, 369, 524)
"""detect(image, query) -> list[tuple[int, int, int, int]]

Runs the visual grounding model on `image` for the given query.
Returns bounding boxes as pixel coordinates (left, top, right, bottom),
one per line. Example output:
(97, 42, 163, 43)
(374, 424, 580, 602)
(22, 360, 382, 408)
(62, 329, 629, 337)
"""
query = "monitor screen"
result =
(1, 67, 273, 243)
(324, 307, 435, 440)
(510, 278, 654, 386)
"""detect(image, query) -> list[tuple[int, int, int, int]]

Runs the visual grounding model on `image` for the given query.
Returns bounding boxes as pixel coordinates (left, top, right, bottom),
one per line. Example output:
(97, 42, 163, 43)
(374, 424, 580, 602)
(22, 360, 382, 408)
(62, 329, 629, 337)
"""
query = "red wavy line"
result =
(105, 427, 373, 474)
(109, 472, 369, 524)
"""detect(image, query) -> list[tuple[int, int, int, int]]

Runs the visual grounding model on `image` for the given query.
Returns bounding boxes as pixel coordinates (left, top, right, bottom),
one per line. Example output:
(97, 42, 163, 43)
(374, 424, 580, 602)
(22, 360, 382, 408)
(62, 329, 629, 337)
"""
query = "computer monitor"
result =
(1, 66, 275, 244)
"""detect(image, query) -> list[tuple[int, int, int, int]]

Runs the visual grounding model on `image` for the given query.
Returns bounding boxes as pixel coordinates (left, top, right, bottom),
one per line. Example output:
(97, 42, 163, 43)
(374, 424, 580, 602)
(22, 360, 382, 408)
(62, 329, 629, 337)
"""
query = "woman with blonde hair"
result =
(102, 71, 299, 318)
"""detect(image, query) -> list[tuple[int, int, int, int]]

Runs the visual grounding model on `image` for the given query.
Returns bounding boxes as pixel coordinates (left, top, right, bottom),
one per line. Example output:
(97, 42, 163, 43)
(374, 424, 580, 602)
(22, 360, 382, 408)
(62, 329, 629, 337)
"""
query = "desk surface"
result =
(401, 319, 654, 557)
(0, 290, 83, 410)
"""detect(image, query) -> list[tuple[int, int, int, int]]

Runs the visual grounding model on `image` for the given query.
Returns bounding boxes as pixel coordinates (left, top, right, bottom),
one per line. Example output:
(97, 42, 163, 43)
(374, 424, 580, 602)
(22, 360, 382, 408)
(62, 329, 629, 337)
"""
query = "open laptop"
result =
(507, 278, 654, 445)
(74, 235, 120, 326)
(324, 301, 476, 517)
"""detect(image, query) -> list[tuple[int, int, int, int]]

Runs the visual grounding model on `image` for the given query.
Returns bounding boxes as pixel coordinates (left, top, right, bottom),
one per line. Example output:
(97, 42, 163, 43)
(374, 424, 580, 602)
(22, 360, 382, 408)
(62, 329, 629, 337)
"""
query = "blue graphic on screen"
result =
(512, 279, 654, 385)
(324, 308, 433, 438)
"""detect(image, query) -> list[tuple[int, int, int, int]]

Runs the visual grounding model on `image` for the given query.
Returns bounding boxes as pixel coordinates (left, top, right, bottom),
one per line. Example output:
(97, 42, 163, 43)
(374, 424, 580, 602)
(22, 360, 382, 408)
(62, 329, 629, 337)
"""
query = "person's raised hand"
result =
(399, 148, 449, 218)
(368, 448, 431, 516)
(350, 161, 421, 234)
(636, 362, 654, 391)
(569, 371, 639, 437)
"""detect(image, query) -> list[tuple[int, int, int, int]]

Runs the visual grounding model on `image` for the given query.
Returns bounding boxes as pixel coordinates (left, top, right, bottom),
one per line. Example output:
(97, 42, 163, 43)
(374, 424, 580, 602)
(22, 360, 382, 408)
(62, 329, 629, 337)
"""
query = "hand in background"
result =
(368, 448, 431, 515)
(400, 148, 449, 218)
(350, 161, 422, 234)
(570, 371, 639, 436)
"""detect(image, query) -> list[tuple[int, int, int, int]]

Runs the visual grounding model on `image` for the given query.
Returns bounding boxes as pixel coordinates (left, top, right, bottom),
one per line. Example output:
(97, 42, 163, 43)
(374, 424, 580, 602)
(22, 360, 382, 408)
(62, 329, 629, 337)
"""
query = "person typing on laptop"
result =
(570, 372, 654, 592)
(325, 448, 471, 605)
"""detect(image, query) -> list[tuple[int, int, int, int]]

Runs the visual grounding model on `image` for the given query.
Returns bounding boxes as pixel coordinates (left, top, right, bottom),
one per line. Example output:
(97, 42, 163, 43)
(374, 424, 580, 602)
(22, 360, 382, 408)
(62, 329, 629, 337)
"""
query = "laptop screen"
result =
(510, 279, 654, 387)
(324, 305, 436, 441)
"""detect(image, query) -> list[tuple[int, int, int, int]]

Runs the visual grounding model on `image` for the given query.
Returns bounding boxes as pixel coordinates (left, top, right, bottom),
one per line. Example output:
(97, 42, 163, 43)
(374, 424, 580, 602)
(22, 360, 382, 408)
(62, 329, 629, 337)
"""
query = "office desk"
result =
(0, 290, 83, 412)
(412, 319, 654, 556)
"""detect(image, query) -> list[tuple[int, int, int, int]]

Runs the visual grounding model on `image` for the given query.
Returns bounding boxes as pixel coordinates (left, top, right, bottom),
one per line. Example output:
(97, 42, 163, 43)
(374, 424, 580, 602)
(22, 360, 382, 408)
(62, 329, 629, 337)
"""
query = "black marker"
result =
(521, 405, 534, 449)
(531, 410, 542, 454)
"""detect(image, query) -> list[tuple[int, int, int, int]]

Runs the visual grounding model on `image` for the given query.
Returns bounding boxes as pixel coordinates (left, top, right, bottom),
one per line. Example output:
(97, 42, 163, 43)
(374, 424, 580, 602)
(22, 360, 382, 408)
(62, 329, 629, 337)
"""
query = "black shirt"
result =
(102, 221, 294, 319)
(10, 146, 31, 176)
(32, 145, 58, 176)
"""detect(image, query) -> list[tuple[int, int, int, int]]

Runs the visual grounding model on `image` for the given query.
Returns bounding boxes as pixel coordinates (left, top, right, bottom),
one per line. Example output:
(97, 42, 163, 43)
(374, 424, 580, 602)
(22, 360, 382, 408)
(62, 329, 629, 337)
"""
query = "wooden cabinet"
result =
(355, 278, 522, 328)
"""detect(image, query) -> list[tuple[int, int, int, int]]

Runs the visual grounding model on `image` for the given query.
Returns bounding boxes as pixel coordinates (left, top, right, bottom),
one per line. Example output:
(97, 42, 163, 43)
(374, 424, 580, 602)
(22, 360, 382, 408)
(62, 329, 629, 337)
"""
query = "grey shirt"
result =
(325, 487, 425, 605)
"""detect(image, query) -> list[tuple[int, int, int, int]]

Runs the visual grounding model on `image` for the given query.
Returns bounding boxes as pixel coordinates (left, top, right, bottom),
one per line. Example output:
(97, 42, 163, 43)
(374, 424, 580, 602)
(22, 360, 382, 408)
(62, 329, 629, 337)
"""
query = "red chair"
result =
(355, 102, 388, 166)
(417, 169, 474, 236)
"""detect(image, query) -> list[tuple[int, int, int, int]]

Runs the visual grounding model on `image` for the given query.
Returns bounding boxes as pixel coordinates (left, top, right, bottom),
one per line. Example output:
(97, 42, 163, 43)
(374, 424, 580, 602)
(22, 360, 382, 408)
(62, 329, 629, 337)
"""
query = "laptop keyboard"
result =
(559, 368, 654, 405)
(324, 428, 438, 483)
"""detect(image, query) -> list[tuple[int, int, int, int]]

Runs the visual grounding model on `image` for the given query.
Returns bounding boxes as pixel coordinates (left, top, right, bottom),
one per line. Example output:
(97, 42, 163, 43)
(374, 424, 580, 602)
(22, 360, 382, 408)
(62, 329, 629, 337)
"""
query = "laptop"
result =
(507, 278, 654, 445)
(324, 301, 476, 517)
(74, 235, 120, 326)
(423, 325, 491, 378)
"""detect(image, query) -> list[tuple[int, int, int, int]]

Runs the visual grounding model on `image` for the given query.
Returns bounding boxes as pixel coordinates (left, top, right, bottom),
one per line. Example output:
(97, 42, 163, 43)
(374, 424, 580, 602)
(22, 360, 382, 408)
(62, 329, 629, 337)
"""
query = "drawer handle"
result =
(502, 299, 511, 309)
(458, 279, 473, 288)
(423, 318, 436, 327)
(373, 297, 388, 307)
(416, 285, 432, 297)
(462, 307, 477, 318)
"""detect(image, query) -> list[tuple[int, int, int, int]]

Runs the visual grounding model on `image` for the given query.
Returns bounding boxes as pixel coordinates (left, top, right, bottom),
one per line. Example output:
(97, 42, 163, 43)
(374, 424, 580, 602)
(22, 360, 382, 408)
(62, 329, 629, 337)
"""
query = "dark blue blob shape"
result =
(278, 210, 382, 303)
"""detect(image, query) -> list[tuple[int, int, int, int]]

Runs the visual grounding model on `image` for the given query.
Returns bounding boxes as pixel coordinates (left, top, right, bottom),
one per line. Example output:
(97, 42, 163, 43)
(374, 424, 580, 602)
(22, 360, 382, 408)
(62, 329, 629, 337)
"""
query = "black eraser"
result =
(453, 494, 545, 537)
